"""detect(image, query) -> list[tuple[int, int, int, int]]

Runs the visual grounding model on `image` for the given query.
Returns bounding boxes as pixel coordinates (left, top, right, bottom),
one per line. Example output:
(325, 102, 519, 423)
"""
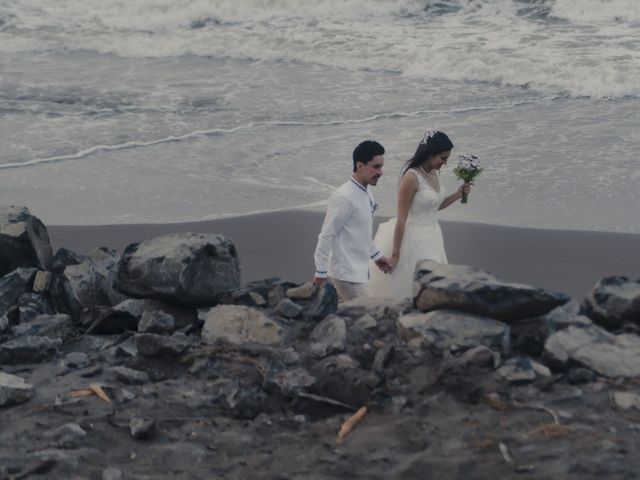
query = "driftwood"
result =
(336, 406, 368, 444)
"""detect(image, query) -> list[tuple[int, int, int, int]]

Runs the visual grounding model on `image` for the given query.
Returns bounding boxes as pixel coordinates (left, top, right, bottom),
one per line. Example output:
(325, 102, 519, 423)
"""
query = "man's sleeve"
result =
(314, 193, 353, 278)
(370, 243, 382, 261)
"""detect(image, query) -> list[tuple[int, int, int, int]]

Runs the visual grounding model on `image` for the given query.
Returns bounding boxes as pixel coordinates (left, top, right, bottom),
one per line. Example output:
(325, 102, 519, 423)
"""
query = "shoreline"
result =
(47, 209, 640, 300)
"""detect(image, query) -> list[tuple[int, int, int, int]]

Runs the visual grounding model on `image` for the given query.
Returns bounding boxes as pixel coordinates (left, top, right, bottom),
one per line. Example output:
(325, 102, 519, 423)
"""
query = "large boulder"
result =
(544, 325, 640, 378)
(0, 267, 37, 318)
(116, 233, 240, 307)
(581, 276, 640, 331)
(0, 206, 53, 277)
(414, 261, 570, 322)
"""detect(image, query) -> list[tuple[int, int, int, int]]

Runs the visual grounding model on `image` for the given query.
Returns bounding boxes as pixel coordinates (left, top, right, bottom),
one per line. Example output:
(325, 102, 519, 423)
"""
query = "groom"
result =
(313, 140, 393, 301)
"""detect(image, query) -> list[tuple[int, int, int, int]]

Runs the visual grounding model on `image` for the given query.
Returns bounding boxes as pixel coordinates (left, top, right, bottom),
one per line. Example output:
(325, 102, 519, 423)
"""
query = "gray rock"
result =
(201, 305, 284, 346)
(138, 310, 176, 333)
(58, 352, 90, 371)
(32, 270, 52, 293)
(134, 332, 191, 357)
(414, 261, 570, 321)
(210, 378, 267, 420)
(353, 314, 377, 331)
(102, 468, 124, 480)
(581, 276, 640, 330)
(89, 298, 146, 334)
(0, 315, 9, 334)
(337, 297, 412, 319)
(0, 371, 35, 407)
(610, 391, 640, 411)
(129, 417, 155, 439)
(18, 292, 55, 323)
(0, 335, 61, 364)
(12, 314, 73, 340)
(544, 325, 640, 377)
(309, 315, 347, 357)
(0, 206, 53, 276)
(0, 267, 37, 317)
(109, 366, 150, 385)
(59, 247, 125, 321)
(398, 310, 511, 353)
(263, 366, 316, 395)
(140, 299, 197, 329)
(275, 298, 304, 319)
(43, 423, 87, 444)
(303, 283, 338, 322)
(454, 345, 496, 369)
(497, 357, 550, 384)
(116, 233, 240, 307)
(567, 367, 597, 384)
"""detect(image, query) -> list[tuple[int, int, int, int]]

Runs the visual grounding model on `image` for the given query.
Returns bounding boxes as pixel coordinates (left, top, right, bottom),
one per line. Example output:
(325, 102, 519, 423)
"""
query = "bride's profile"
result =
(369, 129, 471, 299)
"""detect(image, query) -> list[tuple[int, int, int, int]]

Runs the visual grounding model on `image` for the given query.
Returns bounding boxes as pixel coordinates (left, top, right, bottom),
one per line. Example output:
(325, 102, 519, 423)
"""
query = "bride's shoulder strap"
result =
(403, 168, 422, 186)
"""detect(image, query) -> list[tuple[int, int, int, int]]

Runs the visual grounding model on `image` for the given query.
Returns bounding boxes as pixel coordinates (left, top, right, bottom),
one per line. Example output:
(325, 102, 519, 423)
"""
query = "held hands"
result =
(375, 255, 397, 274)
(458, 182, 472, 198)
(312, 276, 327, 287)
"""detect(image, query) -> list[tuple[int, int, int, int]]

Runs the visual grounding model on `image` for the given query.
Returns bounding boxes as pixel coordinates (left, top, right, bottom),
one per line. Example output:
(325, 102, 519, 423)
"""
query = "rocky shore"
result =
(2, 205, 640, 479)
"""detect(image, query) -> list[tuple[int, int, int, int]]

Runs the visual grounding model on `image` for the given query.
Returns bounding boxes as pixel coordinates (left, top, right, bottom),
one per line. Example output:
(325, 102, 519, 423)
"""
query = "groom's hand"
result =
(313, 277, 327, 286)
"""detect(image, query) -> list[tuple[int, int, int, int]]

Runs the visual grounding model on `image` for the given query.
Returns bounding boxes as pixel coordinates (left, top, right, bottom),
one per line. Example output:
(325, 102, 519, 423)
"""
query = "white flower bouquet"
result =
(453, 154, 482, 204)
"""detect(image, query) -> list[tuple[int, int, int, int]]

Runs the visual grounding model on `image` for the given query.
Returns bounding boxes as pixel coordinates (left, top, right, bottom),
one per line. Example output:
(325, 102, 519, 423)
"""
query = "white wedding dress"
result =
(369, 169, 447, 299)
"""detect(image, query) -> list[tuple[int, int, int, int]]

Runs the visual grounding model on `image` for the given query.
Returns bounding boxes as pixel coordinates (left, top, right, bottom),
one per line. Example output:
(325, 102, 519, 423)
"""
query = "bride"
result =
(369, 129, 471, 299)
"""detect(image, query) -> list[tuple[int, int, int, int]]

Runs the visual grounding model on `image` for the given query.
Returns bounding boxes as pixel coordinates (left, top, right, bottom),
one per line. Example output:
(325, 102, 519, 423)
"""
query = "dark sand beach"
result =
(48, 209, 640, 300)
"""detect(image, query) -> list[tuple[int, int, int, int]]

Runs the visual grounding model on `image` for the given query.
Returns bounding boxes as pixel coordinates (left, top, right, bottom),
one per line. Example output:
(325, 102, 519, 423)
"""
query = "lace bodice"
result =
(406, 168, 445, 227)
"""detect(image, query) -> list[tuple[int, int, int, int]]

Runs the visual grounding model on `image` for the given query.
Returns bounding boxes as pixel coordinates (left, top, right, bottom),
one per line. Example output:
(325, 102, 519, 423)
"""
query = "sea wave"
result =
(1, 0, 639, 98)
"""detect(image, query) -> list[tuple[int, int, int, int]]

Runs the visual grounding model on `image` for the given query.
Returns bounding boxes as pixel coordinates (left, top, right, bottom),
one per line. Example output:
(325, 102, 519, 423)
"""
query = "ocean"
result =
(1, 0, 639, 231)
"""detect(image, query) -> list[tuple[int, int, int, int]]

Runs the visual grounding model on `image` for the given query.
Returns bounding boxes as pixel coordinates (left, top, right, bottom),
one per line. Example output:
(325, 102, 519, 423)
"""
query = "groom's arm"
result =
(313, 193, 352, 284)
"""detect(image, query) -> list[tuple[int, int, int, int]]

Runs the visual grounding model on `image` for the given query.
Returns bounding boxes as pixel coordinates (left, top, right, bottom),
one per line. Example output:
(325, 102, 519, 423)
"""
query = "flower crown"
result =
(419, 128, 438, 146)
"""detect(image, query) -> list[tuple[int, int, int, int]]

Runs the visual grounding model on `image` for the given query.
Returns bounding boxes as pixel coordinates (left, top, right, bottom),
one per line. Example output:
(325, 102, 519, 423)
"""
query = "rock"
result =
(567, 367, 597, 384)
(337, 297, 412, 320)
(17, 292, 55, 323)
(140, 299, 198, 329)
(398, 310, 511, 353)
(43, 423, 87, 446)
(116, 233, 240, 307)
(610, 391, 640, 411)
(454, 345, 496, 369)
(275, 298, 304, 319)
(57, 352, 90, 372)
(58, 248, 125, 321)
(0, 267, 37, 317)
(414, 261, 570, 321)
(201, 305, 284, 346)
(0, 335, 61, 364)
(263, 366, 316, 396)
(11, 314, 74, 340)
(302, 283, 338, 322)
(581, 276, 640, 330)
(109, 366, 150, 385)
(286, 282, 317, 300)
(544, 325, 640, 377)
(497, 357, 550, 384)
(52, 247, 85, 272)
(0, 315, 9, 334)
(0, 371, 35, 407)
(353, 314, 377, 331)
(308, 315, 347, 358)
(134, 332, 191, 357)
(129, 417, 155, 439)
(210, 379, 267, 419)
(0, 206, 53, 276)
(90, 298, 146, 334)
(102, 468, 124, 480)
(32, 271, 52, 293)
(313, 355, 380, 407)
(138, 310, 176, 334)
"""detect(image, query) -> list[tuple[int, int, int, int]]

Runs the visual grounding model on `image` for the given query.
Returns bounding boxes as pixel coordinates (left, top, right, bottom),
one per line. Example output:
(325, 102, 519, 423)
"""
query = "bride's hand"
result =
(458, 182, 472, 197)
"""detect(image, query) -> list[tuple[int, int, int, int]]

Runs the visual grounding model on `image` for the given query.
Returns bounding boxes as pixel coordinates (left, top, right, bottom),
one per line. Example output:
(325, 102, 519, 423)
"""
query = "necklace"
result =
(419, 165, 436, 177)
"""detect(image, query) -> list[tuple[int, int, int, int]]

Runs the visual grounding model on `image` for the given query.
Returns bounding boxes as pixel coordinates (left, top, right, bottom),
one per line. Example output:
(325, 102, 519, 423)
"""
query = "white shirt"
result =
(314, 178, 382, 283)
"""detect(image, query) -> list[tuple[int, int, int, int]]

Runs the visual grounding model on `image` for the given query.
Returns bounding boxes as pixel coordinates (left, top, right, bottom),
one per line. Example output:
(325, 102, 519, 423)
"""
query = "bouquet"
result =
(453, 153, 482, 204)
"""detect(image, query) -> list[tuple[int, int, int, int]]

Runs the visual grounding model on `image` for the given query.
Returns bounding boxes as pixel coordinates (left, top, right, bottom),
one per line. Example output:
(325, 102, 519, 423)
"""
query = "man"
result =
(313, 140, 393, 302)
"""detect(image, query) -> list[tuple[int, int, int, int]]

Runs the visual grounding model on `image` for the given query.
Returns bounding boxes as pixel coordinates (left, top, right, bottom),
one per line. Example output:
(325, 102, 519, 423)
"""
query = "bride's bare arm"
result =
(390, 172, 419, 266)
(439, 183, 470, 210)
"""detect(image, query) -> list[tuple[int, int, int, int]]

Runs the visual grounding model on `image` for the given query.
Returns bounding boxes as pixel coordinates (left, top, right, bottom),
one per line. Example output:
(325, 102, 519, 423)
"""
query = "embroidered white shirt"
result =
(314, 178, 382, 283)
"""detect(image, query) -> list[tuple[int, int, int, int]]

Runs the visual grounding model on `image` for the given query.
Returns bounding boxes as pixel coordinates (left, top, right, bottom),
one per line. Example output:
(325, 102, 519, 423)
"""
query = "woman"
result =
(369, 129, 471, 299)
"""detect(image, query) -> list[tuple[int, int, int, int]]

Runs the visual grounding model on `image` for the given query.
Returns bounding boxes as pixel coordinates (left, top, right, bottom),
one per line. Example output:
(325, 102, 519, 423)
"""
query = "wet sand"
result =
(48, 209, 640, 300)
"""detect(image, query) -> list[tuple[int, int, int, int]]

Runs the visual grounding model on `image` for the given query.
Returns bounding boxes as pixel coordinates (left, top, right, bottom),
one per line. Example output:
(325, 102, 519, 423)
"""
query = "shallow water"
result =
(1, 0, 638, 231)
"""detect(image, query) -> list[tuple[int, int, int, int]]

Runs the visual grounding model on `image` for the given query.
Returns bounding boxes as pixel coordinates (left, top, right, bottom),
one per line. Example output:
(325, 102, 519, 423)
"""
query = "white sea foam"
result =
(1, 0, 638, 98)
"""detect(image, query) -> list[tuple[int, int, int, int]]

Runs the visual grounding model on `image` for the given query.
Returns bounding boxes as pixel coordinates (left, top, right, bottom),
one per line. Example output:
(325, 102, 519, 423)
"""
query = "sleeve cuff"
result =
(315, 270, 328, 278)
(370, 250, 382, 261)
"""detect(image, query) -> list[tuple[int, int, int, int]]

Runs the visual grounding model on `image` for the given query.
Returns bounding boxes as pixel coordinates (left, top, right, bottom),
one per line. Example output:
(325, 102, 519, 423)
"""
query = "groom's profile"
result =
(313, 140, 392, 302)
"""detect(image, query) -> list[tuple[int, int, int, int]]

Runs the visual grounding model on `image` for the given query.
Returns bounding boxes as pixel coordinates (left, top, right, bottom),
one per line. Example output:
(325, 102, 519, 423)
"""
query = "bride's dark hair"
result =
(401, 131, 454, 176)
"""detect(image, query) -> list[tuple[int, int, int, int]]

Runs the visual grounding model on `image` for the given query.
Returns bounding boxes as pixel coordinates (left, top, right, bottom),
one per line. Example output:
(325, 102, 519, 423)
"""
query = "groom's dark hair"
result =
(353, 140, 385, 172)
